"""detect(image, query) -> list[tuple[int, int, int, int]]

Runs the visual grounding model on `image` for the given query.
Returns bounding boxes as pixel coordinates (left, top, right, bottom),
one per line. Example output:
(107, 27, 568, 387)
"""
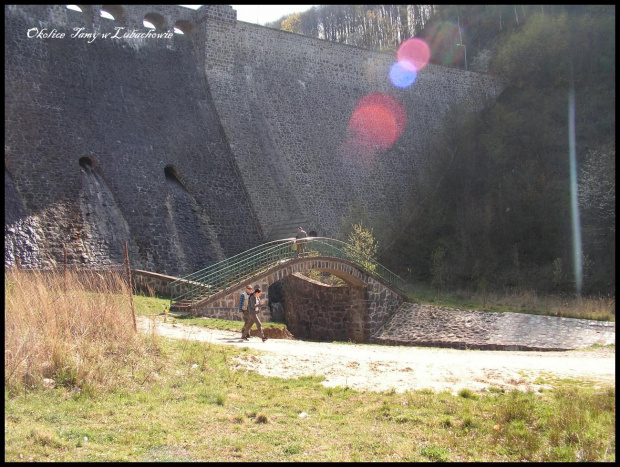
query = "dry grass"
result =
(406, 283, 615, 321)
(4, 268, 155, 395)
(484, 289, 616, 321)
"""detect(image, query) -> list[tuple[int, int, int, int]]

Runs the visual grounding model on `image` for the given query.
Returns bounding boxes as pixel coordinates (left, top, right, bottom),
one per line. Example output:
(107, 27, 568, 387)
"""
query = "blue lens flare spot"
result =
(390, 60, 418, 88)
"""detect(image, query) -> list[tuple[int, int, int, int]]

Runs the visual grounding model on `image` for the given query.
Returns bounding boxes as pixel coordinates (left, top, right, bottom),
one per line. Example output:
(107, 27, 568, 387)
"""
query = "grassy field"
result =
(4, 269, 615, 462)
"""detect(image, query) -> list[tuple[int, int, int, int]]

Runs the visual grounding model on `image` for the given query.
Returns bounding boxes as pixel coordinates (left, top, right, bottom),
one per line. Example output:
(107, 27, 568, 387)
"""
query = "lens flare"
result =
(422, 21, 462, 66)
(348, 93, 406, 151)
(568, 83, 583, 294)
(397, 38, 431, 71)
(390, 60, 418, 88)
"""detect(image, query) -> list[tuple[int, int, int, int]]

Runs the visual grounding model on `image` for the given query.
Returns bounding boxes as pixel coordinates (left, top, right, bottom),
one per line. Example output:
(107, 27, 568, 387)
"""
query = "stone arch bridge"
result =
(163, 238, 406, 343)
(131, 238, 615, 350)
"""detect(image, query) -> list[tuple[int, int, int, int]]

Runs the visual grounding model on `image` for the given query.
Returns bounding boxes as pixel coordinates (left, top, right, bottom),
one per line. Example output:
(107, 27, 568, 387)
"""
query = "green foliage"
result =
(385, 7, 615, 297)
(493, 13, 571, 88)
(421, 445, 451, 461)
(347, 222, 378, 259)
(280, 12, 302, 34)
(133, 294, 170, 316)
(458, 388, 478, 400)
(344, 222, 379, 274)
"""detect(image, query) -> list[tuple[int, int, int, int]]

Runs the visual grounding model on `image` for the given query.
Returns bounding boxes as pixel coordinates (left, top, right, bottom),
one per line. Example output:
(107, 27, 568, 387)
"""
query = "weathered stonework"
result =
(284, 272, 367, 342)
(200, 17, 505, 238)
(372, 303, 616, 351)
(5, 4, 505, 276)
(131, 269, 196, 298)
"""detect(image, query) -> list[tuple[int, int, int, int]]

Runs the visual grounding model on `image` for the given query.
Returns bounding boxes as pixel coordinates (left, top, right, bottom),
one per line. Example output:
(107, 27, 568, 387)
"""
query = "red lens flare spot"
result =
(397, 38, 431, 71)
(348, 93, 406, 150)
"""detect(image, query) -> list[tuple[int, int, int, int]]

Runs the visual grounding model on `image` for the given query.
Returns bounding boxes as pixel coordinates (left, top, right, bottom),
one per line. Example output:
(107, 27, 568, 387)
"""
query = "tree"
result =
(281, 12, 302, 34)
(346, 222, 378, 273)
(578, 146, 615, 235)
(578, 145, 615, 292)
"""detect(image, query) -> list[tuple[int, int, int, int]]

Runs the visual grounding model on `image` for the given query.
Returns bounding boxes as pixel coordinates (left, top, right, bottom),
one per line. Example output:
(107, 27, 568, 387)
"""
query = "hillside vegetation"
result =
(273, 5, 615, 296)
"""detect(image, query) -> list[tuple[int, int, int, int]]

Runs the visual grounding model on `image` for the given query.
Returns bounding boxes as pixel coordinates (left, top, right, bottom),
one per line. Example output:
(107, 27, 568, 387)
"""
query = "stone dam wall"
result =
(5, 4, 505, 276)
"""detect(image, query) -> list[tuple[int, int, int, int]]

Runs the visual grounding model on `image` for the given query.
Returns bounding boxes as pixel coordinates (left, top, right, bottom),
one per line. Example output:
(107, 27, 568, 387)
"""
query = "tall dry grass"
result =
(5, 268, 153, 395)
(486, 289, 616, 321)
(407, 283, 615, 322)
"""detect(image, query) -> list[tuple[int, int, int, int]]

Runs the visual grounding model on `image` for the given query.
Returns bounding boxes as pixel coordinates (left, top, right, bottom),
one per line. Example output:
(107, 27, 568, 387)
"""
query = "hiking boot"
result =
(242, 336, 249, 341)
(262, 337, 268, 342)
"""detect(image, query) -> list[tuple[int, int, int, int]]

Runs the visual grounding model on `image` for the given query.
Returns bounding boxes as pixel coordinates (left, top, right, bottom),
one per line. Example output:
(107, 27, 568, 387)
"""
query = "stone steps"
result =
(371, 303, 615, 351)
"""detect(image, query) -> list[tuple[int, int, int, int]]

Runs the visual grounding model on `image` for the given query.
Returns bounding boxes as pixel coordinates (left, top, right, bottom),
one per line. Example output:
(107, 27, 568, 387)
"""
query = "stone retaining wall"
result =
(284, 272, 366, 342)
(131, 269, 194, 298)
(6, 4, 505, 274)
(371, 303, 616, 351)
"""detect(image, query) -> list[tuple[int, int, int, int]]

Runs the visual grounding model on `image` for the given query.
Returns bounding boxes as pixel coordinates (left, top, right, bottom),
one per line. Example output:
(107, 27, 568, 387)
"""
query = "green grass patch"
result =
(6, 270, 614, 462)
(5, 337, 615, 462)
(133, 294, 170, 317)
(175, 316, 288, 333)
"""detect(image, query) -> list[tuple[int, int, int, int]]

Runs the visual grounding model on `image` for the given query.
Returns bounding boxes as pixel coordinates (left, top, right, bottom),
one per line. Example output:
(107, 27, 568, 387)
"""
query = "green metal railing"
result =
(169, 237, 406, 307)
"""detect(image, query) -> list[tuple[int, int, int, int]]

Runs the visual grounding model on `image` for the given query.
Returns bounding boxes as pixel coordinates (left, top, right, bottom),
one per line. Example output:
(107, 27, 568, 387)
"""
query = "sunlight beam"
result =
(568, 81, 583, 295)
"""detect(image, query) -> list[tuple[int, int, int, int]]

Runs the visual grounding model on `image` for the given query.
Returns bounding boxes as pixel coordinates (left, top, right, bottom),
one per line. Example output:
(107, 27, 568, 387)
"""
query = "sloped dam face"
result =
(5, 5, 503, 274)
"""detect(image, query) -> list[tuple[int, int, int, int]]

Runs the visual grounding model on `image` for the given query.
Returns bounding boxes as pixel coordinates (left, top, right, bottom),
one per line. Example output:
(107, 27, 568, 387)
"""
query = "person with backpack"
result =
(242, 286, 268, 342)
(295, 226, 307, 258)
(238, 284, 253, 340)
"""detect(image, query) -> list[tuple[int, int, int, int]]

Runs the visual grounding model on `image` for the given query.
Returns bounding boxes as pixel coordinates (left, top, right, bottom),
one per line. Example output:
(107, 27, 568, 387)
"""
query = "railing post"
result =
(169, 237, 406, 308)
(124, 242, 137, 333)
(63, 243, 67, 292)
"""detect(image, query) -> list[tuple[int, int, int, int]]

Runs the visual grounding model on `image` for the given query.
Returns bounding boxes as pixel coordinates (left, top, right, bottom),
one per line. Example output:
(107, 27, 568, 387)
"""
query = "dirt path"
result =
(138, 317, 615, 394)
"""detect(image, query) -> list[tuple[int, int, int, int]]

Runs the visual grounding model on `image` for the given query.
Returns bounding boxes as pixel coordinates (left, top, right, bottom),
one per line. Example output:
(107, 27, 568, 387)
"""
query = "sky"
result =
(180, 5, 317, 25)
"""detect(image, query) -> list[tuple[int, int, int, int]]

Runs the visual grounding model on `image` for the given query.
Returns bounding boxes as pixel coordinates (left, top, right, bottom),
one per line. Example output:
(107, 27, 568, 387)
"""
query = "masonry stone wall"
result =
(130, 269, 197, 298)
(5, 5, 261, 275)
(200, 18, 505, 238)
(284, 273, 367, 342)
(372, 303, 616, 351)
(5, 4, 505, 275)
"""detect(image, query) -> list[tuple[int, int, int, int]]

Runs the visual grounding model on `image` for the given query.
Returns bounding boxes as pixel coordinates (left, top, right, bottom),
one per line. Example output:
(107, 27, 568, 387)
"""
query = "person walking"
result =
(295, 226, 308, 258)
(242, 286, 267, 342)
(238, 284, 254, 339)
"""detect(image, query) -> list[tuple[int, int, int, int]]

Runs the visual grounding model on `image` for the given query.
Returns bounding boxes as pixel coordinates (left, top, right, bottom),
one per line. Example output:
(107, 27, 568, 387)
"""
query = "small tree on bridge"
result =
(345, 222, 378, 273)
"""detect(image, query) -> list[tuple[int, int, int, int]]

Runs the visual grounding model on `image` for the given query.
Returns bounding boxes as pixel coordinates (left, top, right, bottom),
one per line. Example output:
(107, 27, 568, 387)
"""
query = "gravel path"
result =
(138, 316, 615, 394)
